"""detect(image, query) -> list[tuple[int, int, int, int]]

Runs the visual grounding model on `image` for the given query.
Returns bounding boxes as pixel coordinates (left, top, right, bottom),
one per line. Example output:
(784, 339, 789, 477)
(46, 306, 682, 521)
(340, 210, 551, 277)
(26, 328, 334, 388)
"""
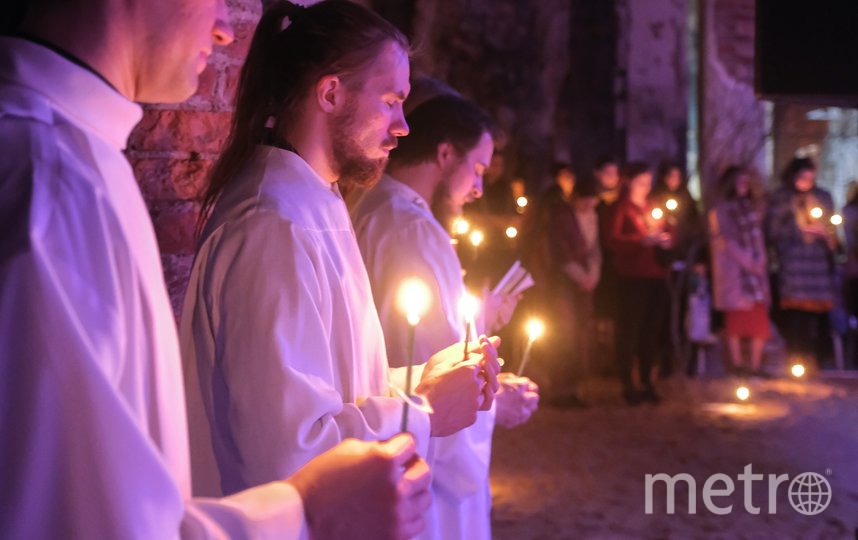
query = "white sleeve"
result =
(187, 212, 427, 489)
(0, 190, 306, 540)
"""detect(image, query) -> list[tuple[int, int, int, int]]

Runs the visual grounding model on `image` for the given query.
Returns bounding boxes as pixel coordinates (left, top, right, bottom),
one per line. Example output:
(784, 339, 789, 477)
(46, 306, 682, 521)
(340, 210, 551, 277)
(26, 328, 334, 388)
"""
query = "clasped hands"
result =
(415, 335, 501, 437)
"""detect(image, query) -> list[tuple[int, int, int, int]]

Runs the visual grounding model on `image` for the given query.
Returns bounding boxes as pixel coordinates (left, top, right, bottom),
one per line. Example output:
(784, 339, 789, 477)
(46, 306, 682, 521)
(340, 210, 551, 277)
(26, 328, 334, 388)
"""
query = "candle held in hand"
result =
(397, 278, 432, 432)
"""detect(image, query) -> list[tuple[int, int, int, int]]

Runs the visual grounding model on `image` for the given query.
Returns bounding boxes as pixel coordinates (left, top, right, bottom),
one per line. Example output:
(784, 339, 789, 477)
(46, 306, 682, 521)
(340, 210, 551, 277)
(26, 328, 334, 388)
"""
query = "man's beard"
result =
(430, 176, 460, 233)
(330, 102, 392, 190)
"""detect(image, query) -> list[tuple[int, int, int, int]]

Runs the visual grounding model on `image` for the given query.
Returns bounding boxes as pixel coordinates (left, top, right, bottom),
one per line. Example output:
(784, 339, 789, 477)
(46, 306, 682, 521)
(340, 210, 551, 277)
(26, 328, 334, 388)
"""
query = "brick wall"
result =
(127, 0, 262, 319)
(700, 0, 768, 200)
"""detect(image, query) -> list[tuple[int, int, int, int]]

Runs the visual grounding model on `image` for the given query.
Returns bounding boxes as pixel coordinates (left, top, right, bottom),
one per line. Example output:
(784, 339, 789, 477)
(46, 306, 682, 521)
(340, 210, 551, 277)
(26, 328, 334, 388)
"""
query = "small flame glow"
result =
(810, 207, 824, 219)
(505, 226, 518, 238)
(651, 208, 664, 220)
(469, 230, 485, 247)
(397, 278, 431, 326)
(525, 318, 545, 342)
(736, 386, 750, 401)
(665, 198, 678, 211)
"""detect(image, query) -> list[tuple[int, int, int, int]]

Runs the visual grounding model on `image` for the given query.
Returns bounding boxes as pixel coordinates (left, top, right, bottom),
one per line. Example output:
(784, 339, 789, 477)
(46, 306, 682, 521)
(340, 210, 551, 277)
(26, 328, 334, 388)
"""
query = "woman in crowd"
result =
(709, 166, 771, 375)
(766, 157, 838, 366)
(650, 161, 704, 376)
(605, 162, 672, 404)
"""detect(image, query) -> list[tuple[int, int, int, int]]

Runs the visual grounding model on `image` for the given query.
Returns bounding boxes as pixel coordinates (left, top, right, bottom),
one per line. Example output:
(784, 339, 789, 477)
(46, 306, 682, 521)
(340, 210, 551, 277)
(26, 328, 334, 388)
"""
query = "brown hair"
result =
(198, 0, 409, 234)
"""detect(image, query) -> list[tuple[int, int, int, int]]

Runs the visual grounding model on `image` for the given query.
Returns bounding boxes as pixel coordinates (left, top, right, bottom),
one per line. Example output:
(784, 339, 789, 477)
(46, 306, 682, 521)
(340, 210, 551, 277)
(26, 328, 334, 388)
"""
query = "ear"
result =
(315, 75, 345, 113)
(436, 142, 456, 168)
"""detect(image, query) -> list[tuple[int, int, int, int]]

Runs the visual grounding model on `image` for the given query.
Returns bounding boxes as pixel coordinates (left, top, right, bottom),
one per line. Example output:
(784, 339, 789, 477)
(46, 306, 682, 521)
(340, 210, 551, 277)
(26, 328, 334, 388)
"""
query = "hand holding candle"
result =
(396, 278, 432, 432)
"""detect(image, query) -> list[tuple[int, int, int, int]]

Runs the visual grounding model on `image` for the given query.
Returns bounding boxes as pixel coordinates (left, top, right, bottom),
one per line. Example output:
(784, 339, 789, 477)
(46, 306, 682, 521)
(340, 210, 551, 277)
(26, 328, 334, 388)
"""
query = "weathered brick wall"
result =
(701, 0, 767, 200)
(127, 0, 262, 319)
(619, 0, 688, 168)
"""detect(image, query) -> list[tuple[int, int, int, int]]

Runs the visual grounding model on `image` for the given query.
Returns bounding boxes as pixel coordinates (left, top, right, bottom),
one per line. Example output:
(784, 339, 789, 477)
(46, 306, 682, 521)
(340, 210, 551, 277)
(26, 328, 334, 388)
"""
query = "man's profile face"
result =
(137, 0, 234, 103)
(435, 130, 493, 216)
(331, 41, 410, 187)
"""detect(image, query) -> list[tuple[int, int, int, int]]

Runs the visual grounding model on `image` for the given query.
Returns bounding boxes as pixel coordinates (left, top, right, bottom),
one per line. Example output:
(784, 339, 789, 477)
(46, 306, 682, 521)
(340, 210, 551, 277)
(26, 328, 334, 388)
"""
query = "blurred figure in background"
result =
(605, 162, 672, 405)
(593, 156, 622, 374)
(709, 166, 771, 376)
(766, 157, 838, 367)
(650, 161, 705, 377)
(842, 181, 858, 367)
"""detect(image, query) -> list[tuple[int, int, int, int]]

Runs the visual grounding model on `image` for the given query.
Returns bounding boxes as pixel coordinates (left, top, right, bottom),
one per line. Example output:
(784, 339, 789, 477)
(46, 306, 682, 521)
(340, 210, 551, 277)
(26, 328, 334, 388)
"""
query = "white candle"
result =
(517, 318, 545, 376)
(397, 278, 431, 432)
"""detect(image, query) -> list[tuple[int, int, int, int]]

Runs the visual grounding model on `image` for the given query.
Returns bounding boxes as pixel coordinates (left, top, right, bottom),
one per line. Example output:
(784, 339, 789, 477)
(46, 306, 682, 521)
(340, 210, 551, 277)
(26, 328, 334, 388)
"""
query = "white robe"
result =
(0, 37, 305, 539)
(351, 174, 496, 540)
(181, 147, 430, 497)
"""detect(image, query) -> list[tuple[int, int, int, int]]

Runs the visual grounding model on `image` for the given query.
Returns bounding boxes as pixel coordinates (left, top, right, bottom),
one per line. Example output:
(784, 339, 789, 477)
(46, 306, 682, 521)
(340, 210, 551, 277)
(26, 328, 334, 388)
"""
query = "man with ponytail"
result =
(1, 0, 433, 538)
(181, 0, 499, 508)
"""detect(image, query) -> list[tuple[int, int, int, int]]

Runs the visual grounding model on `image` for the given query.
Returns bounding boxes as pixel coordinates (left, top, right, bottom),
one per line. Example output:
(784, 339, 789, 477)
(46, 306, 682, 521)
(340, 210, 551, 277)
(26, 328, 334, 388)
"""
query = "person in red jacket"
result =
(605, 162, 673, 405)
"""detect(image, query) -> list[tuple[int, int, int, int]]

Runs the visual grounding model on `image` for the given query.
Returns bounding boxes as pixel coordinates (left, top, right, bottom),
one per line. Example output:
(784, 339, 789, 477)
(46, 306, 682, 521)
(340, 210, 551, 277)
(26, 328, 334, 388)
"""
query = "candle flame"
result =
(516, 196, 528, 208)
(810, 207, 823, 219)
(452, 217, 470, 235)
(505, 226, 518, 238)
(651, 207, 664, 220)
(736, 386, 750, 401)
(469, 230, 485, 247)
(830, 214, 843, 226)
(459, 292, 480, 325)
(791, 363, 806, 378)
(397, 278, 431, 327)
(665, 198, 678, 211)
(525, 318, 545, 341)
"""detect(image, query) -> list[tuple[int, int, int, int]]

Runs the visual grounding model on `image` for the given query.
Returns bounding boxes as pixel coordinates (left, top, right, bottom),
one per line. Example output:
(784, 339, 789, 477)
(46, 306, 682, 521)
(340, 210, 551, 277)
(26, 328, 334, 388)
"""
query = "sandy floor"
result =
(490, 374, 858, 539)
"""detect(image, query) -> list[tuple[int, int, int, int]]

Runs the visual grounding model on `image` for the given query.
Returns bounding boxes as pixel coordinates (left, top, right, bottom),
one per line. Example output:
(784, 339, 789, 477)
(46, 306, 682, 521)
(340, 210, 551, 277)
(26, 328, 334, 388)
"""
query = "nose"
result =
(213, 2, 235, 47)
(390, 106, 409, 138)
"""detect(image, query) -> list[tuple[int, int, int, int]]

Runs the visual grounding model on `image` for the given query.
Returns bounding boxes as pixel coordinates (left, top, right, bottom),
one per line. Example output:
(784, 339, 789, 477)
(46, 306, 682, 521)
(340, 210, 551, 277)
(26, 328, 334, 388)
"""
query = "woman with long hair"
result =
(605, 162, 672, 404)
(765, 157, 838, 366)
(709, 166, 771, 375)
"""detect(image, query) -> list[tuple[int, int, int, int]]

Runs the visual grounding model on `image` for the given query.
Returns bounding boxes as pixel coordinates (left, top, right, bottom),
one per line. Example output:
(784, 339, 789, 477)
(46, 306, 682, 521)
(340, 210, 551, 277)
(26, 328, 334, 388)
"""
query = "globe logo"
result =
(788, 472, 832, 515)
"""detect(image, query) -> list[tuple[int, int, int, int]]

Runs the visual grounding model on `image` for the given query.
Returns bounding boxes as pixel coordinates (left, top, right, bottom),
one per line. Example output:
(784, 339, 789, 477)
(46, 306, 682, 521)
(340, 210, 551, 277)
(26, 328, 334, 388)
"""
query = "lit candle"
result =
(460, 292, 480, 361)
(810, 206, 824, 220)
(791, 363, 806, 378)
(736, 385, 750, 401)
(452, 217, 470, 236)
(830, 214, 843, 226)
(469, 229, 484, 247)
(665, 198, 678, 211)
(516, 196, 528, 209)
(651, 207, 664, 220)
(397, 278, 432, 432)
(517, 318, 545, 376)
(505, 226, 518, 239)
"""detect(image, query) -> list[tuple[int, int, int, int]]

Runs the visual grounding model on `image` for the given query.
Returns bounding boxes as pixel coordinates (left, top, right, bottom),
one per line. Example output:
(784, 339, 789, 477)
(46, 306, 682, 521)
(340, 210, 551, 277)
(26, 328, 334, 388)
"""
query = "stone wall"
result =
(618, 0, 688, 168)
(126, 0, 262, 318)
(700, 0, 767, 201)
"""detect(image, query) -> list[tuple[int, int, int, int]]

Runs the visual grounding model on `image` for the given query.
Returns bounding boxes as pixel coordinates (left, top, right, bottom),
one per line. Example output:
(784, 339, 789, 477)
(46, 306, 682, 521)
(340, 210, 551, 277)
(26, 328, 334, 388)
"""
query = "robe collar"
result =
(0, 36, 143, 150)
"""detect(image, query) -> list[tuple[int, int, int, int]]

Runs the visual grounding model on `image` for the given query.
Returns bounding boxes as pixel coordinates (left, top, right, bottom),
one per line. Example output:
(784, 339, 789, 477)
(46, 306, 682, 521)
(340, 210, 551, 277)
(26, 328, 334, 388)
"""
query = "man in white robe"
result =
(351, 94, 541, 540)
(181, 0, 500, 499)
(0, 1, 433, 538)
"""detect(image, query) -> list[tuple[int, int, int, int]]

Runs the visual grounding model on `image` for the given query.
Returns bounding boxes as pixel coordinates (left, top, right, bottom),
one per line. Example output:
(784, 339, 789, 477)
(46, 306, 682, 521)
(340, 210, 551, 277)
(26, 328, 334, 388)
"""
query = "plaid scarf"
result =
(728, 198, 766, 302)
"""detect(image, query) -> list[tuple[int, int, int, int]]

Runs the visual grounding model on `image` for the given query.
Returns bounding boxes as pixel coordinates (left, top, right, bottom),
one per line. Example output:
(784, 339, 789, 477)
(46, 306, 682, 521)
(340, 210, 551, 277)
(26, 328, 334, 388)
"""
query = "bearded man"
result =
(180, 0, 500, 501)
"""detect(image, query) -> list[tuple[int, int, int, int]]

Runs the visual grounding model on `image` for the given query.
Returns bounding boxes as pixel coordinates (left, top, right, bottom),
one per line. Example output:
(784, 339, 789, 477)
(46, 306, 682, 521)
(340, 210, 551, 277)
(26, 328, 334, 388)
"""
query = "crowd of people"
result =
(2, 0, 539, 538)
(465, 150, 857, 406)
(2, 0, 854, 537)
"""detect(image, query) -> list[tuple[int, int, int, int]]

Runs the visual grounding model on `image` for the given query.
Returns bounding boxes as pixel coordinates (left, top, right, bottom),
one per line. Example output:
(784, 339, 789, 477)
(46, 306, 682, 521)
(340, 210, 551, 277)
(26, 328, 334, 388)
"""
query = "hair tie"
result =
(279, 2, 306, 31)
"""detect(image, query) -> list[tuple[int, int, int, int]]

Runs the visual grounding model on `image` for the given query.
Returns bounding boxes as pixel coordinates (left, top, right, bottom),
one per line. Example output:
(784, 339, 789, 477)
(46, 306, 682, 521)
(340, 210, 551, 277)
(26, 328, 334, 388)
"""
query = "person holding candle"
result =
(650, 162, 705, 377)
(352, 93, 539, 540)
(765, 157, 838, 367)
(181, 0, 500, 500)
(709, 166, 771, 376)
(605, 162, 672, 405)
(0, 0, 437, 538)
